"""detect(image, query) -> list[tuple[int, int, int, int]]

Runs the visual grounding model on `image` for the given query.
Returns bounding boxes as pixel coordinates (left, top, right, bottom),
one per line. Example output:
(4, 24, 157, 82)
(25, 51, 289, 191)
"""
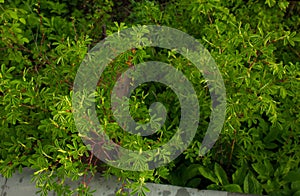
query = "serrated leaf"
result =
(251, 174, 263, 194)
(252, 162, 267, 180)
(244, 174, 251, 193)
(244, 173, 263, 194)
(252, 163, 264, 175)
(264, 159, 274, 176)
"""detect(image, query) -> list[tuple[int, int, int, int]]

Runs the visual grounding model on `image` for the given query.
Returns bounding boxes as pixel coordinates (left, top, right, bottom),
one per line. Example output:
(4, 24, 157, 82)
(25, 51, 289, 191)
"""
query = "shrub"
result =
(0, 0, 299, 195)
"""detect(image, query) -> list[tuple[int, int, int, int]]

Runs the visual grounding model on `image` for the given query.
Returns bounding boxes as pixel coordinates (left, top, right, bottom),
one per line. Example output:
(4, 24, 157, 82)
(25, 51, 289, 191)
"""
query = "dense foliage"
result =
(0, 0, 299, 195)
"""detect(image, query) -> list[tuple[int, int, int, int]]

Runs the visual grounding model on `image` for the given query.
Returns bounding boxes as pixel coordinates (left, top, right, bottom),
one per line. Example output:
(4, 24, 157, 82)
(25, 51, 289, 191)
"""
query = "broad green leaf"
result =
(252, 160, 274, 180)
(186, 178, 202, 188)
(214, 163, 229, 185)
(292, 181, 300, 190)
(181, 164, 202, 183)
(199, 166, 218, 184)
(264, 159, 274, 177)
(19, 18, 26, 24)
(252, 162, 266, 177)
(284, 171, 300, 182)
(223, 184, 243, 193)
(166, 164, 187, 186)
(232, 166, 247, 185)
(294, 190, 300, 196)
(247, 173, 263, 194)
(207, 184, 219, 190)
(7, 10, 18, 19)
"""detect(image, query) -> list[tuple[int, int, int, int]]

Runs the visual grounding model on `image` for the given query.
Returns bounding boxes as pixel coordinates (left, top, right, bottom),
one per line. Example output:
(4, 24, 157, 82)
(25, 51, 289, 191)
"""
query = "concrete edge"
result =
(0, 168, 259, 196)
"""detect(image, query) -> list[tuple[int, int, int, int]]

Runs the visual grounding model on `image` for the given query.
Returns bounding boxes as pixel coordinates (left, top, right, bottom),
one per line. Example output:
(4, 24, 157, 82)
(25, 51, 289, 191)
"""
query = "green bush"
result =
(0, 0, 299, 195)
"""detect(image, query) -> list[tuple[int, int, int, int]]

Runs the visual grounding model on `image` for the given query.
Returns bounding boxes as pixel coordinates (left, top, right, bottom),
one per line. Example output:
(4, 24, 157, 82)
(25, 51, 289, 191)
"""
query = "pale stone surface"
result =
(0, 168, 256, 196)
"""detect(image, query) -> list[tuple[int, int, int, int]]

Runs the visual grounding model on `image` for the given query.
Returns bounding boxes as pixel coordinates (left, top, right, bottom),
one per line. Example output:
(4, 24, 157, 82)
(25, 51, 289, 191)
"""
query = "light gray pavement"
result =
(0, 168, 258, 196)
